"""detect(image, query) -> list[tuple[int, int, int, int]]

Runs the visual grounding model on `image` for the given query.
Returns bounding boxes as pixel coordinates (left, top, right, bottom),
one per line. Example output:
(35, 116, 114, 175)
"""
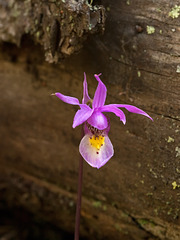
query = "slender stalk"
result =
(74, 129, 84, 240)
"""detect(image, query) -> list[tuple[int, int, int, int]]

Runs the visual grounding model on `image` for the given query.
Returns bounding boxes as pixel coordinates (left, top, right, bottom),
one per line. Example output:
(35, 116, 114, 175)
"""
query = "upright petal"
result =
(92, 74, 107, 109)
(79, 134, 114, 169)
(73, 104, 94, 128)
(82, 72, 91, 104)
(54, 92, 80, 105)
(99, 105, 126, 125)
(112, 104, 153, 121)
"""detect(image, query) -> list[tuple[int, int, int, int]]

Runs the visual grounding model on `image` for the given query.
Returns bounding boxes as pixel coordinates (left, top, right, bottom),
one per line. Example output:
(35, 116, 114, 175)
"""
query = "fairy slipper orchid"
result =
(52, 73, 153, 169)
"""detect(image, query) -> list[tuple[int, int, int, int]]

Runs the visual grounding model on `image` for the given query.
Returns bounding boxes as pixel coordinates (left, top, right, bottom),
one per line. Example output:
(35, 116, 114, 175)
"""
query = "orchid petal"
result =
(55, 92, 80, 105)
(82, 72, 91, 104)
(79, 134, 114, 169)
(99, 105, 126, 125)
(73, 105, 94, 128)
(87, 110, 108, 130)
(112, 104, 153, 121)
(92, 74, 107, 109)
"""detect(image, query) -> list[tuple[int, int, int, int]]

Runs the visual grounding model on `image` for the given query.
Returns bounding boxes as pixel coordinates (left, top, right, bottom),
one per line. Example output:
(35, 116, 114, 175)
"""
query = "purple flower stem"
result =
(74, 128, 84, 240)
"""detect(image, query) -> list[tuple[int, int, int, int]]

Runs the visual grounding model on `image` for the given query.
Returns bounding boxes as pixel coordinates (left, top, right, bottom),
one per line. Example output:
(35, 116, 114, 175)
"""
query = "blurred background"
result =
(0, 0, 179, 239)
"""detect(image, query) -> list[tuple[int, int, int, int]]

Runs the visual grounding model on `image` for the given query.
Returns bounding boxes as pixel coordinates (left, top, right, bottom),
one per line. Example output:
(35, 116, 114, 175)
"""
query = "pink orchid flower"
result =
(53, 73, 152, 169)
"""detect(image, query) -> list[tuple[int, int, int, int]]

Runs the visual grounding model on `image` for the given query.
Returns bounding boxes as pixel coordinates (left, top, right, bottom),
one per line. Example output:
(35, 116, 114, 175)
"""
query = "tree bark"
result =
(0, 0, 180, 240)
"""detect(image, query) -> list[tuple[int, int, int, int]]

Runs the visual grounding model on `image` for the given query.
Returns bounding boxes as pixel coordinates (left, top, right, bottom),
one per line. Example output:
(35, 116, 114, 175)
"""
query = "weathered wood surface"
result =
(0, 0, 105, 62)
(0, 0, 180, 239)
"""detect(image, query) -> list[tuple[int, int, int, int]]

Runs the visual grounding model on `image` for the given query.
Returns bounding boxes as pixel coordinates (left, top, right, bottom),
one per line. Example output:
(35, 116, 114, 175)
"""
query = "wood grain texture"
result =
(0, 0, 180, 239)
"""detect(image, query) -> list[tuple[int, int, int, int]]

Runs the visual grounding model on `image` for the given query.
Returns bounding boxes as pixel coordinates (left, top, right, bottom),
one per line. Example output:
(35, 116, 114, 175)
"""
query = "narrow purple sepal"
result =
(73, 105, 94, 128)
(79, 134, 114, 169)
(82, 72, 91, 104)
(92, 74, 107, 109)
(107, 104, 153, 121)
(99, 104, 126, 124)
(55, 92, 80, 105)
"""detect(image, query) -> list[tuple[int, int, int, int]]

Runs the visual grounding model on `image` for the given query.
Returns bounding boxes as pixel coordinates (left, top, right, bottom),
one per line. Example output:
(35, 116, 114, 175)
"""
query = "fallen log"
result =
(0, 0, 179, 239)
